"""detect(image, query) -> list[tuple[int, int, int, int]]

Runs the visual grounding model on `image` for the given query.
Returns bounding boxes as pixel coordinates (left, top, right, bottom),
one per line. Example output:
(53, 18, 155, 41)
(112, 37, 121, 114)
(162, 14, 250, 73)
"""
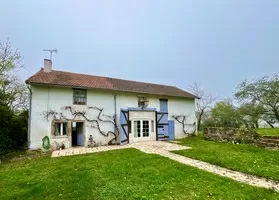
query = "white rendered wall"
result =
(29, 85, 196, 149)
(168, 98, 196, 138)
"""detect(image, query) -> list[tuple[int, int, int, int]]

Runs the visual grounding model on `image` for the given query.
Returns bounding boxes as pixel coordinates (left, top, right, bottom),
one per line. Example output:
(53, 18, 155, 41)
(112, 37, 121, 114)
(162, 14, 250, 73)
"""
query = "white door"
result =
(132, 120, 155, 142)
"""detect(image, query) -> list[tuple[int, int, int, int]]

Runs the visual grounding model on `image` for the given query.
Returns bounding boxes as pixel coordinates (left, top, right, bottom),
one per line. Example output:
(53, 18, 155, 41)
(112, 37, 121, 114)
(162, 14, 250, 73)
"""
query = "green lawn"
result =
(174, 136, 279, 182)
(1, 149, 279, 199)
(256, 128, 279, 136)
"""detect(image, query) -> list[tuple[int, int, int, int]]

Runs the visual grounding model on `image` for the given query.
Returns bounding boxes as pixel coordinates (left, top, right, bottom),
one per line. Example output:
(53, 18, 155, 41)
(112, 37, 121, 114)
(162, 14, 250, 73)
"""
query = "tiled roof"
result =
(25, 69, 197, 98)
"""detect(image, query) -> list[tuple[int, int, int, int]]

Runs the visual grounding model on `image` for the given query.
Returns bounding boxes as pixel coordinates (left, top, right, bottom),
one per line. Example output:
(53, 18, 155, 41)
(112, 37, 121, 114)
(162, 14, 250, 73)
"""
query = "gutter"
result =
(113, 93, 120, 143)
(27, 85, 32, 147)
(114, 93, 117, 132)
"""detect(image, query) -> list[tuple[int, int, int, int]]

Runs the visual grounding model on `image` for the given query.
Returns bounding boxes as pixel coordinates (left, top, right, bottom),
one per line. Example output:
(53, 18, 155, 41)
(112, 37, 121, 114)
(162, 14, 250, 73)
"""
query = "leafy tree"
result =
(261, 114, 276, 128)
(210, 100, 246, 128)
(237, 103, 264, 128)
(235, 75, 279, 127)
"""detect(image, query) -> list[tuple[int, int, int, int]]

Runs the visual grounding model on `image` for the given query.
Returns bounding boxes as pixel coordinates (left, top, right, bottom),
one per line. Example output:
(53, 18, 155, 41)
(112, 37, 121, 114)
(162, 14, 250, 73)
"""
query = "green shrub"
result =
(0, 105, 28, 158)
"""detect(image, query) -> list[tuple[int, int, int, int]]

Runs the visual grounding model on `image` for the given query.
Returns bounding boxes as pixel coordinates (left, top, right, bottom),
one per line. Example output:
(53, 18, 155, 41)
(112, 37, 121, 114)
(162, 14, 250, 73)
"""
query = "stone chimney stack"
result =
(44, 59, 52, 72)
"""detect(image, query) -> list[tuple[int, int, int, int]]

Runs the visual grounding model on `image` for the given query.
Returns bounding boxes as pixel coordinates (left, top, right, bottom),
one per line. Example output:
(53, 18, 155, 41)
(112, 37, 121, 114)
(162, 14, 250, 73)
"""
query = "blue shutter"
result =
(168, 120, 175, 140)
(120, 109, 129, 145)
(160, 99, 168, 112)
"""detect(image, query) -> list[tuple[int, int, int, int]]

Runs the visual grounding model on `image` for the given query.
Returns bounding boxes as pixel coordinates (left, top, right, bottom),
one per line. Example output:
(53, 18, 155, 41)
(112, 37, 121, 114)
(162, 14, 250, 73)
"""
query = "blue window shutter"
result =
(160, 99, 168, 112)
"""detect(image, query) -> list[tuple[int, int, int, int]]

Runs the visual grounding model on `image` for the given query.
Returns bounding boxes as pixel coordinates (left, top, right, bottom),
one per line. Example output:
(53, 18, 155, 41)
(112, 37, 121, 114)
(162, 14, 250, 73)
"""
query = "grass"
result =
(173, 134, 279, 182)
(1, 149, 279, 199)
(256, 128, 279, 136)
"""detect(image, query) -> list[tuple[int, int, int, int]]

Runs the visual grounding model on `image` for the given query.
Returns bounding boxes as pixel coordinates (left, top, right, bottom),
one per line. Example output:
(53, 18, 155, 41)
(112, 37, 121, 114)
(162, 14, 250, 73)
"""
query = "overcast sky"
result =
(0, 0, 278, 99)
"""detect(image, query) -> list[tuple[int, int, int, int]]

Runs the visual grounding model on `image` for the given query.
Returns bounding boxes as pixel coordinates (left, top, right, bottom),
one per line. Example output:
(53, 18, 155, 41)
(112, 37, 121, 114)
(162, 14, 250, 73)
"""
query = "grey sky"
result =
(0, 0, 278, 99)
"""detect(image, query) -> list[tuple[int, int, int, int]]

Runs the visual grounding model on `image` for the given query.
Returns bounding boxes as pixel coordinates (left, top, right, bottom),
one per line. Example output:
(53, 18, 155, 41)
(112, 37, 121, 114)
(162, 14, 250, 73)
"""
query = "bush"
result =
(0, 105, 28, 158)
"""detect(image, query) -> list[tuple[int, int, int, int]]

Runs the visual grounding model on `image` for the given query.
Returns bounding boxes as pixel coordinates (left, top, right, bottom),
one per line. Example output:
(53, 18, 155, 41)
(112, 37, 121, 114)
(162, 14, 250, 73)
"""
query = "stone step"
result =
(257, 138, 279, 144)
(256, 141, 279, 148)
(262, 135, 279, 139)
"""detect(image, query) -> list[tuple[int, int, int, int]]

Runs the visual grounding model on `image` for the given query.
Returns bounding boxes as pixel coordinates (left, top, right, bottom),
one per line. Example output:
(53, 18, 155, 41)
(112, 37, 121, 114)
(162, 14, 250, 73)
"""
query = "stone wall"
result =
(203, 127, 258, 143)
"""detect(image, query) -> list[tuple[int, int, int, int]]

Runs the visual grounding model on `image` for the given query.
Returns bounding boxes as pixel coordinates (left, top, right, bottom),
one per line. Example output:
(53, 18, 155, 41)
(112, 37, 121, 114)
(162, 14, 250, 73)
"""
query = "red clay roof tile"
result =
(25, 69, 197, 98)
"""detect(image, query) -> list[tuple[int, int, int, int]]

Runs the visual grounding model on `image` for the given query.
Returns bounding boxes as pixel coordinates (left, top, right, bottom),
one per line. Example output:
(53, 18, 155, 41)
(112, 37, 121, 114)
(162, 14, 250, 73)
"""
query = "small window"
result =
(73, 89, 87, 105)
(54, 122, 68, 136)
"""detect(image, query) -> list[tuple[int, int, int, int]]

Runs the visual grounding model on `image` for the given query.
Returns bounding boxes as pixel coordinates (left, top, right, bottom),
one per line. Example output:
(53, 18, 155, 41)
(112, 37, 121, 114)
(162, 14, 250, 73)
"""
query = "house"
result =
(25, 59, 198, 149)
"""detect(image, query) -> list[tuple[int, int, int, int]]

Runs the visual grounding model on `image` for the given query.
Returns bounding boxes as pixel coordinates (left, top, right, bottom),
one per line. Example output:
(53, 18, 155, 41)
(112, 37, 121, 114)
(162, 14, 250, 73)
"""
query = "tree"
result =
(0, 38, 28, 158)
(0, 38, 28, 111)
(261, 114, 276, 128)
(235, 75, 279, 127)
(189, 82, 215, 130)
(211, 99, 241, 127)
(237, 103, 264, 128)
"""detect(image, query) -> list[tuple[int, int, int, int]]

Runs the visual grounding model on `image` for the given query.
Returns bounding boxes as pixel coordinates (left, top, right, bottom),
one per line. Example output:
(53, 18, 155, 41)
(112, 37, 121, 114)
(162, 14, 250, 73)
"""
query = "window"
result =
(138, 96, 148, 108)
(134, 120, 141, 137)
(138, 101, 145, 108)
(73, 89, 87, 105)
(142, 120, 149, 137)
(151, 120, 154, 132)
(54, 122, 68, 136)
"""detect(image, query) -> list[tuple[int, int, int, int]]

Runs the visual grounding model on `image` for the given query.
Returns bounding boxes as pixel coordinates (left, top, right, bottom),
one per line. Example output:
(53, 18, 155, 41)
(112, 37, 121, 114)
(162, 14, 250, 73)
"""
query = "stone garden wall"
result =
(203, 127, 258, 143)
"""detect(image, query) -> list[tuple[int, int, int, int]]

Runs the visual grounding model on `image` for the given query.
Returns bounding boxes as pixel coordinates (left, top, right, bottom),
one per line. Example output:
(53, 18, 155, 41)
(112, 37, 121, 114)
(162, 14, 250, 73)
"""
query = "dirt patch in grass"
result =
(1, 149, 50, 164)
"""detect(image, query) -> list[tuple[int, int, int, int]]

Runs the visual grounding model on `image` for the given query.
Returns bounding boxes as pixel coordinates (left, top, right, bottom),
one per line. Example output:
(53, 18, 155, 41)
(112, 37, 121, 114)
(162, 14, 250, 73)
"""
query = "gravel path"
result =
(52, 141, 279, 192)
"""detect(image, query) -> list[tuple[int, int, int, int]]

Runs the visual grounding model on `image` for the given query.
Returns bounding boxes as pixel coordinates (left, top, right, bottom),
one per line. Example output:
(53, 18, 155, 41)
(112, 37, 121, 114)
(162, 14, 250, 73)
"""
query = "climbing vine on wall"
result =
(172, 114, 196, 135)
(43, 106, 119, 144)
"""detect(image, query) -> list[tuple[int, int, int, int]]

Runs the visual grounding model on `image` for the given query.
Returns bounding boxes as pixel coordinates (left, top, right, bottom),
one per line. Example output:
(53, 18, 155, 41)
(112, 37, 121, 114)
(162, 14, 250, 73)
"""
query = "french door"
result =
(133, 120, 154, 142)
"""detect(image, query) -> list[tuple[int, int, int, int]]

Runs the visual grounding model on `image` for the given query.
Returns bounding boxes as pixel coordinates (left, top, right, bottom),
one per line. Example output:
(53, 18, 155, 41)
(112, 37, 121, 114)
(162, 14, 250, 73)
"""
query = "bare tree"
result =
(189, 82, 215, 130)
(0, 38, 28, 111)
(172, 114, 196, 135)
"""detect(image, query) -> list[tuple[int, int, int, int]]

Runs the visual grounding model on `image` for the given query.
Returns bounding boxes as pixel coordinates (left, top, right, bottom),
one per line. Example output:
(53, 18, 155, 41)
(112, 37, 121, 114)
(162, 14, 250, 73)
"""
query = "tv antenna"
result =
(43, 48, 58, 60)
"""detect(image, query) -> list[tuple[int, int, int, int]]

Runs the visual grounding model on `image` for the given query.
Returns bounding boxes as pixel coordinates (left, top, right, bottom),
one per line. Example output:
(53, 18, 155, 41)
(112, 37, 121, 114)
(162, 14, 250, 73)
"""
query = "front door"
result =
(132, 120, 154, 142)
(76, 122, 83, 146)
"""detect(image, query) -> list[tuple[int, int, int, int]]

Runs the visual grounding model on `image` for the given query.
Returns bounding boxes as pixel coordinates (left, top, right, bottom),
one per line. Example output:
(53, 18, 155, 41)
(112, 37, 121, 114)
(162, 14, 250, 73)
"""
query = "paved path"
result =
(52, 141, 279, 192)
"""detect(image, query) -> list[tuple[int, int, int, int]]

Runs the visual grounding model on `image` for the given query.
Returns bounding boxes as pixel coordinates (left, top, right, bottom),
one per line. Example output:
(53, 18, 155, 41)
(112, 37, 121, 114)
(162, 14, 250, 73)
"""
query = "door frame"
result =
(131, 118, 155, 142)
(71, 120, 85, 147)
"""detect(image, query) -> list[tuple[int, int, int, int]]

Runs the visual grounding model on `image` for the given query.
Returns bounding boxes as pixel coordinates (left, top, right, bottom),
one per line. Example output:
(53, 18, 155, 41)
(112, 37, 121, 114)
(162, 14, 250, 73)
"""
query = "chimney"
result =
(44, 59, 52, 72)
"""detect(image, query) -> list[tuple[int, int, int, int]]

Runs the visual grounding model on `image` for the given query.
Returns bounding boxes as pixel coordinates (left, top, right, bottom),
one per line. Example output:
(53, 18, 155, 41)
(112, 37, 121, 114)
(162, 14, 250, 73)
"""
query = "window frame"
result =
(53, 122, 68, 137)
(132, 119, 154, 138)
(73, 89, 87, 105)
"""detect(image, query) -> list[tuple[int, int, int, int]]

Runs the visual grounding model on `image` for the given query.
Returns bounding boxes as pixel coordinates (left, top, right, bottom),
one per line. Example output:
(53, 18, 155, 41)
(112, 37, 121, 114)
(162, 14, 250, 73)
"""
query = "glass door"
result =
(133, 120, 150, 140)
